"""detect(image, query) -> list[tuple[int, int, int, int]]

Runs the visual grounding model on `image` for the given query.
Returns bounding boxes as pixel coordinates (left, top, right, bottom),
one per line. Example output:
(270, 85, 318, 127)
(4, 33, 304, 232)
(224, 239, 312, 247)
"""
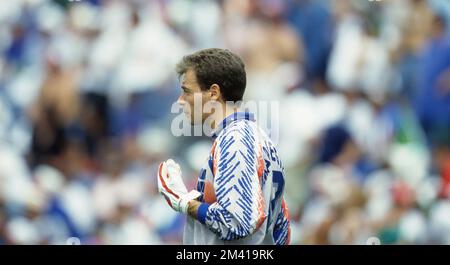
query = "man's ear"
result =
(209, 84, 222, 102)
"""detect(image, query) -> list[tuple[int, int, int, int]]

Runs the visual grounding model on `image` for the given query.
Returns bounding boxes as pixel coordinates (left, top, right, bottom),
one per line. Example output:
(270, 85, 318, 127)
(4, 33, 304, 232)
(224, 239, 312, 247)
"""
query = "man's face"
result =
(178, 69, 213, 125)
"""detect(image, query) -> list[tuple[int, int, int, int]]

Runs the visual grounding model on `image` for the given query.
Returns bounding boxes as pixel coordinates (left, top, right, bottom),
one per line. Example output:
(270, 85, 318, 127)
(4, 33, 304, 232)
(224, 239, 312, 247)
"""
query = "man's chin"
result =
(184, 113, 194, 125)
(190, 119, 202, 126)
(189, 119, 206, 127)
(185, 116, 195, 126)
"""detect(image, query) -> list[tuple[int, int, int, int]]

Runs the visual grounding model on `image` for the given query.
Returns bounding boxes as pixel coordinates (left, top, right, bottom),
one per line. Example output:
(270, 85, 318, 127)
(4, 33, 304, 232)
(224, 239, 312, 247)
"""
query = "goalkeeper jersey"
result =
(183, 112, 291, 245)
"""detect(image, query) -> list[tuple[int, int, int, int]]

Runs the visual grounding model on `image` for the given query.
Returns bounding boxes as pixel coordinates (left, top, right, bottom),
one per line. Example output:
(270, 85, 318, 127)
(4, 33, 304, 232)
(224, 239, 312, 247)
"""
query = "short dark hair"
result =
(176, 48, 246, 102)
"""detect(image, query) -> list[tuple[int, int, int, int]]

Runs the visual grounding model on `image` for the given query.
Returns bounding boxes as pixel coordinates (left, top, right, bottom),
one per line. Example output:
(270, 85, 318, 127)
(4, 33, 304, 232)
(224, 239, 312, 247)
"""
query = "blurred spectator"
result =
(415, 14, 450, 147)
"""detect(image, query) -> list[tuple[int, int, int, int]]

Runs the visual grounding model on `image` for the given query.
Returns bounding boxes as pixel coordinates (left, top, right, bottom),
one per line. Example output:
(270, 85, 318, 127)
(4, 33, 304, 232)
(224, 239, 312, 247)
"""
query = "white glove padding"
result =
(157, 159, 201, 213)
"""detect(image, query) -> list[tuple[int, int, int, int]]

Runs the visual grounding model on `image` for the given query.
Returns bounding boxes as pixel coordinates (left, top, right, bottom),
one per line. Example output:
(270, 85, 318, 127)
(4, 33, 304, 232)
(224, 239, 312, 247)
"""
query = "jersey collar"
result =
(212, 112, 255, 139)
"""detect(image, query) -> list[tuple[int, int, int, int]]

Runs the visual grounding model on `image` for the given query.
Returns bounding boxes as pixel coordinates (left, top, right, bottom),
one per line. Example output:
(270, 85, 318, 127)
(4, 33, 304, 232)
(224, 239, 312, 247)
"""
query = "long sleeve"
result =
(197, 124, 267, 241)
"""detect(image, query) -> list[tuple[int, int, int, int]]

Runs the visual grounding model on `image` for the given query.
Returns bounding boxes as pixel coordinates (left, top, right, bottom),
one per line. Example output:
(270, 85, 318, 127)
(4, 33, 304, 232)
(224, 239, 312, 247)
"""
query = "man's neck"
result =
(211, 102, 240, 130)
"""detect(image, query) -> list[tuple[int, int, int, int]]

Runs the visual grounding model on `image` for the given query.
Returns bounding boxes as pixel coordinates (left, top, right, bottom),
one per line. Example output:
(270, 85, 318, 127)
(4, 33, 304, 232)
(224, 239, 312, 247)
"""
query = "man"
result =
(157, 48, 290, 244)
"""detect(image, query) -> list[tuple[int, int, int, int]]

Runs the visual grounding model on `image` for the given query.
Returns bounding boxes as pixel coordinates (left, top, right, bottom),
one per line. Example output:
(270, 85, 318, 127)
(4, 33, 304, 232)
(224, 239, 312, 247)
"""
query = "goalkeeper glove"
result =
(157, 159, 201, 214)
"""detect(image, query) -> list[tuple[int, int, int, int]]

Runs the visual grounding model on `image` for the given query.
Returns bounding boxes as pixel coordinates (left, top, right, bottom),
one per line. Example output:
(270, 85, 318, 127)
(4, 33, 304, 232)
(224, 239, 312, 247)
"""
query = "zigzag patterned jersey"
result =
(183, 112, 291, 245)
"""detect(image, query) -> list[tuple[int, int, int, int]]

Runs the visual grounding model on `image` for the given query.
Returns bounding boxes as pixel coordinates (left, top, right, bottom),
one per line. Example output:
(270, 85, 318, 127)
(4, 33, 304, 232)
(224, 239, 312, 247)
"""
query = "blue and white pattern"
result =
(183, 112, 291, 245)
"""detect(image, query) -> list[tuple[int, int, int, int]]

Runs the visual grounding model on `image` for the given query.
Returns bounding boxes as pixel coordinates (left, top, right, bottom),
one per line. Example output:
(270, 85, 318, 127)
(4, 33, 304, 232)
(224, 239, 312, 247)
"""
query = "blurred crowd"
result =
(1, 0, 450, 244)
